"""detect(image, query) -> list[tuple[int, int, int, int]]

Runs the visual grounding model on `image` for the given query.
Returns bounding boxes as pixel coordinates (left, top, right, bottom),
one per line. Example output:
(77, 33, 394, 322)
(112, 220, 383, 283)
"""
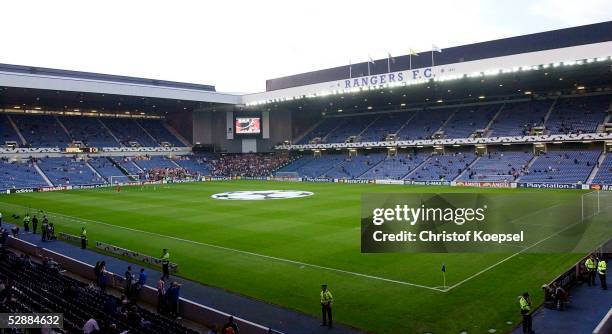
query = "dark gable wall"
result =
(166, 111, 194, 144)
(191, 110, 292, 153)
(266, 21, 612, 91)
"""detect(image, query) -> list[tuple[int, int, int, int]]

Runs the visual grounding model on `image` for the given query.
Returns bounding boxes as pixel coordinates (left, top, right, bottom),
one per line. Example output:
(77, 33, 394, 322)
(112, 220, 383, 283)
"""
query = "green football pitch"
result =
(0, 180, 609, 334)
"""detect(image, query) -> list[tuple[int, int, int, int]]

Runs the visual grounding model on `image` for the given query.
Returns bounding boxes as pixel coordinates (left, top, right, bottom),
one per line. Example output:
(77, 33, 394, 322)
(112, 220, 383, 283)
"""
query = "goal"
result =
(581, 190, 600, 221)
(275, 171, 300, 179)
(109, 175, 140, 186)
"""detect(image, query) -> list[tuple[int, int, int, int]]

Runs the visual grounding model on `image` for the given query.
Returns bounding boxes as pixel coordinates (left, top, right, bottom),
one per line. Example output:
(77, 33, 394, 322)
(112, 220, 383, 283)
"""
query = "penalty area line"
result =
(25, 207, 445, 293)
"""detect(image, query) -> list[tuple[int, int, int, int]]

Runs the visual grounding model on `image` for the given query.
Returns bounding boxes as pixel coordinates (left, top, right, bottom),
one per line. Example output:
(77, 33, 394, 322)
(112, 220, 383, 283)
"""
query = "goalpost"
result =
(109, 175, 140, 186)
(581, 190, 600, 221)
(275, 171, 300, 180)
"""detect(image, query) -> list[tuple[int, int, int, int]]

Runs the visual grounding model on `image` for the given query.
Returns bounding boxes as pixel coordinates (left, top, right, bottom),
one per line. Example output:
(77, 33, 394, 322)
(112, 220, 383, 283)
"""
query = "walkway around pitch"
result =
(6, 227, 362, 334)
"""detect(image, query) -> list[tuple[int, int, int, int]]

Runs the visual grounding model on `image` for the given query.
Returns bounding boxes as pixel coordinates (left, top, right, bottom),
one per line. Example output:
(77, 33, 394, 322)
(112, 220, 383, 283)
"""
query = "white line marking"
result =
(444, 218, 585, 292)
(3, 200, 598, 294)
(1, 203, 445, 292)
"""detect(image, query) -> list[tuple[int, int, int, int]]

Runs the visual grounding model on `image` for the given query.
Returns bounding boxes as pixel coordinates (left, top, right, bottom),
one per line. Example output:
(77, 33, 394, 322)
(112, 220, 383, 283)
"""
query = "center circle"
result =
(211, 190, 314, 201)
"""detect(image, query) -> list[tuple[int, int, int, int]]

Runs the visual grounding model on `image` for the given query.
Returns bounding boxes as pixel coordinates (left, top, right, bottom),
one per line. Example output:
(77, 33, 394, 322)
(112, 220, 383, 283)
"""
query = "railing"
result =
(275, 132, 612, 150)
(5, 236, 283, 334)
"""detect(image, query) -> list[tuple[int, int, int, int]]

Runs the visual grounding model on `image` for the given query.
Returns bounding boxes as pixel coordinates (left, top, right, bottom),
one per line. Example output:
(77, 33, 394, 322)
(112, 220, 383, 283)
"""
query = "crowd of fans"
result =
(210, 153, 290, 177)
(144, 167, 194, 181)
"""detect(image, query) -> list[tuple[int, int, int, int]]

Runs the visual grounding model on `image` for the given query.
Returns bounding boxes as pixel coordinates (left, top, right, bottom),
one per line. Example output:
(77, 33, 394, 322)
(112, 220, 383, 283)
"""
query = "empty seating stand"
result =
(489, 100, 551, 137)
(546, 95, 609, 135)
(458, 151, 533, 182)
(11, 114, 70, 148)
(134, 156, 178, 171)
(520, 151, 600, 183)
(407, 152, 476, 181)
(0, 250, 198, 334)
(359, 152, 429, 180)
(0, 159, 48, 191)
(89, 157, 132, 183)
(60, 116, 120, 147)
(101, 118, 158, 147)
(593, 154, 612, 185)
(321, 153, 386, 179)
(173, 155, 213, 175)
(0, 114, 21, 145)
(37, 157, 105, 186)
(442, 104, 498, 138)
(137, 119, 185, 147)
(397, 108, 455, 140)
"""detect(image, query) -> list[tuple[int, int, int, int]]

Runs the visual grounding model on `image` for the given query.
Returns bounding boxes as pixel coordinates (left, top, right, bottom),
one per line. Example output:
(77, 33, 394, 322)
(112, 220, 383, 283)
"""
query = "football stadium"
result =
(0, 5, 611, 334)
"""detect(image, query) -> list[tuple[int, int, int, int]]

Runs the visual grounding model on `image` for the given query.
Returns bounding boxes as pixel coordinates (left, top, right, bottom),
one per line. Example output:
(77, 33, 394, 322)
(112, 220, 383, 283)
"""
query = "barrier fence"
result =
(5, 236, 282, 334)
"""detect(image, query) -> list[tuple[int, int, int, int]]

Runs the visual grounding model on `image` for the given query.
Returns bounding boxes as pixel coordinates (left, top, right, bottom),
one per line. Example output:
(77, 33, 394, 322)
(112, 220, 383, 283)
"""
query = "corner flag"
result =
(442, 263, 446, 289)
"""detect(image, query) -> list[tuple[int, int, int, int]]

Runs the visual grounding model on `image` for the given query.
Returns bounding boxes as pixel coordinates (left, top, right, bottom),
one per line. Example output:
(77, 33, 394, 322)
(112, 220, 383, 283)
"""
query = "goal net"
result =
(275, 171, 300, 179)
(109, 175, 140, 186)
(582, 190, 601, 221)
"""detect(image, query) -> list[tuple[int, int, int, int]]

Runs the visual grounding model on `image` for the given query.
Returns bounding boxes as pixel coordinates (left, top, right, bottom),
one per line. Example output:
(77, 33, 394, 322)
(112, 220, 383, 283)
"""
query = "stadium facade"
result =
(0, 21, 611, 191)
(1, 20, 612, 334)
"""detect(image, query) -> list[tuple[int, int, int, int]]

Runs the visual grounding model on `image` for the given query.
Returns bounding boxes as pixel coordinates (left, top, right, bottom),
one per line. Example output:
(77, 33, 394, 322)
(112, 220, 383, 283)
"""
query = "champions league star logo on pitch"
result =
(211, 190, 314, 200)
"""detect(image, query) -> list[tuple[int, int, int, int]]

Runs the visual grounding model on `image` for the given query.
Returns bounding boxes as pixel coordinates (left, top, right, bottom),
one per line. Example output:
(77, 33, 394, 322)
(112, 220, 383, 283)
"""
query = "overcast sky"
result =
(0, 0, 609, 93)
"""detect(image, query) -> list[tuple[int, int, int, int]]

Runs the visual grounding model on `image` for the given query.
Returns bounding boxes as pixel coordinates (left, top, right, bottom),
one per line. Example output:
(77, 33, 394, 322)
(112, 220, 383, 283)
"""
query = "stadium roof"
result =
(0, 63, 241, 106)
(265, 21, 612, 91)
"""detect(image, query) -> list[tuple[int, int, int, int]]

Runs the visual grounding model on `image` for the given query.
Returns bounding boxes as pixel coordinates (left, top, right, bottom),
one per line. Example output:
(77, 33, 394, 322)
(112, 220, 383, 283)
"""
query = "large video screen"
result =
(235, 117, 261, 134)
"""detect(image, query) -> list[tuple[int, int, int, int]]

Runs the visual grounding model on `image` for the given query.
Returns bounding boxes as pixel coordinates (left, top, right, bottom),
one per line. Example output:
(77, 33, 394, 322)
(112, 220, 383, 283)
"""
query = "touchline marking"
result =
(6, 204, 444, 292)
(443, 218, 585, 292)
(445, 200, 612, 291)
(3, 201, 598, 293)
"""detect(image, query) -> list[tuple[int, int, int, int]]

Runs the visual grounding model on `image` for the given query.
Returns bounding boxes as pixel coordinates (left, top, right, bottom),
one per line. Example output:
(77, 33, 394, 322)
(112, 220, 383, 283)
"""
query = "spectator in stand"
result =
(552, 282, 568, 310)
(210, 153, 290, 178)
(103, 296, 118, 316)
(0, 228, 8, 247)
(125, 266, 134, 298)
(83, 317, 100, 334)
(0, 211, 3, 227)
(207, 324, 220, 334)
(10, 226, 19, 238)
(157, 276, 166, 313)
(99, 264, 108, 292)
(94, 261, 102, 284)
(166, 281, 181, 319)
(41, 216, 49, 241)
(138, 268, 147, 287)
(223, 316, 240, 334)
(135, 268, 147, 299)
(32, 215, 38, 234)
(48, 223, 56, 240)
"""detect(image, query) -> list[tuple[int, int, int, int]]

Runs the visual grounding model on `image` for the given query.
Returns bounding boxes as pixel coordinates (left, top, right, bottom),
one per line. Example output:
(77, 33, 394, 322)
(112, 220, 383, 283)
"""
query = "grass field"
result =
(0, 180, 610, 334)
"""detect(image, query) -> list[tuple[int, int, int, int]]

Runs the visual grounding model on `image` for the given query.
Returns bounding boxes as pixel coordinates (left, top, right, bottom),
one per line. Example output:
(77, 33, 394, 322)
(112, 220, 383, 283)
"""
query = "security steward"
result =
(585, 255, 597, 286)
(320, 283, 333, 328)
(161, 249, 170, 279)
(519, 292, 534, 334)
(598, 258, 607, 290)
(23, 214, 31, 233)
(80, 227, 87, 249)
